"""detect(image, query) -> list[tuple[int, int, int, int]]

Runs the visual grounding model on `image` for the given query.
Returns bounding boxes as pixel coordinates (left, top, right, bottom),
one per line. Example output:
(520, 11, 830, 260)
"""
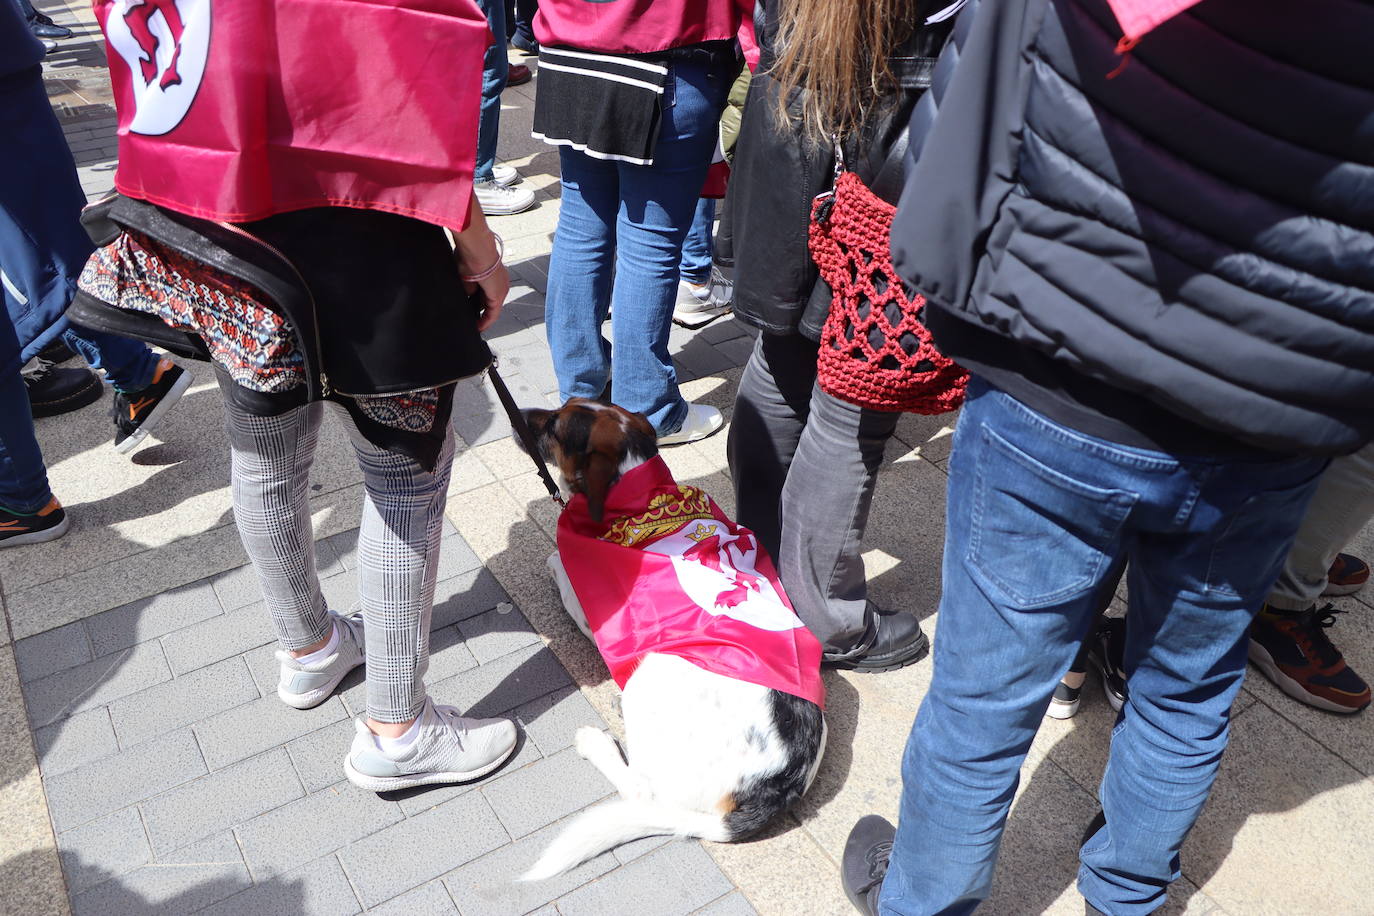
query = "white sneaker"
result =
(492, 164, 520, 188)
(343, 698, 519, 791)
(474, 179, 536, 216)
(672, 270, 731, 329)
(657, 403, 724, 446)
(276, 611, 365, 710)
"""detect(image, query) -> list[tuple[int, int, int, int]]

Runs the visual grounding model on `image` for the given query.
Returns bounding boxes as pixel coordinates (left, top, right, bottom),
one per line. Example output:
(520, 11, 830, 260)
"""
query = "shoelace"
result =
(1291, 603, 1347, 669)
(855, 840, 893, 894)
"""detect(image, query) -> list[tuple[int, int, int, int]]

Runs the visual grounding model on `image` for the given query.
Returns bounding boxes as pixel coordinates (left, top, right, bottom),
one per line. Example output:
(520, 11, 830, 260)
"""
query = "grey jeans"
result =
(1267, 442, 1374, 611)
(727, 333, 899, 657)
(223, 395, 455, 722)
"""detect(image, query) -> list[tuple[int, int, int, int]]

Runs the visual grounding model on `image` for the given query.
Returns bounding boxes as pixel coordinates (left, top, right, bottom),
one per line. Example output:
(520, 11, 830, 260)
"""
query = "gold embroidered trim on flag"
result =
(601, 486, 715, 547)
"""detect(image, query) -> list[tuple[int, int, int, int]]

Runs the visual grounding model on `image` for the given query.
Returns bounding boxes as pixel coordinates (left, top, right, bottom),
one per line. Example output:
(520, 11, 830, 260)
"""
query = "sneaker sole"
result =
(657, 414, 725, 447)
(1248, 640, 1368, 715)
(479, 199, 537, 217)
(343, 739, 519, 792)
(1321, 581, 1366, 597)
(672, 305, 731, 329)
(825, 632, 931, 674)
(0, 513, 71, 548)
(115, 369, 193, 454)
(1046, 696, 1080, 720)
(277, 656, 365, 710)
(1086, 655, 1127, 713)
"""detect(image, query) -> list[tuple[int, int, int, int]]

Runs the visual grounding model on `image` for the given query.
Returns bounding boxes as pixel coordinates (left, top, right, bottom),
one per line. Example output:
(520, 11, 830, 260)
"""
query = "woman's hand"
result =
(454, 197, 508, 332)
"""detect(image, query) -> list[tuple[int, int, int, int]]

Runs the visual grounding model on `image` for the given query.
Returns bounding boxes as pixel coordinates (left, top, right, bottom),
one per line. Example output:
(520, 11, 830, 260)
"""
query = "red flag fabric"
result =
(1105, 0, 1203, 41)
(557, 457, 825, 709)
(95, 0, 490, 231)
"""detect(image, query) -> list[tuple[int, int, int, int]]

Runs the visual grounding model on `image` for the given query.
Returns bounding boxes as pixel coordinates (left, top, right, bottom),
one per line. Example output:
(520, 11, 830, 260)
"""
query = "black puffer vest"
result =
(894, 0, 1374, 456)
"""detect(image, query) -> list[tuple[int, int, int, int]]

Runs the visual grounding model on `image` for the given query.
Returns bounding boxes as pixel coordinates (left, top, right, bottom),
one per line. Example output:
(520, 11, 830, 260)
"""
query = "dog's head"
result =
(516, 398, 658, 523)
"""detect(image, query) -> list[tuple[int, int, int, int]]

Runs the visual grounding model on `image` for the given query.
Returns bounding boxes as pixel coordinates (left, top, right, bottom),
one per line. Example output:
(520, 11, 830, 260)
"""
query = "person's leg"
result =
(728, 333, 818, 561)
(679, 197, 715, 284)
(779, 382, 900, 656)
(609, 58, 729, 433)
(1079, 454, 1325, 914)
(512, 0, 538, 44)
(0, 315, 54, 515)
(473, 0, 508, 185)
(545, 147, 618, 402)
(61, 326, 159, 393)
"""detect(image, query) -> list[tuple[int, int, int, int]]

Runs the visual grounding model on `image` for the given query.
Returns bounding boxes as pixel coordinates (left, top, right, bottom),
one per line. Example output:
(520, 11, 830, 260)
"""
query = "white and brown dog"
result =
(516, 398, 826, 881)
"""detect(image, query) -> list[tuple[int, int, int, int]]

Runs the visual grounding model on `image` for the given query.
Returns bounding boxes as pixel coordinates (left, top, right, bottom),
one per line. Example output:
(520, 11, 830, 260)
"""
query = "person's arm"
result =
(453, 195, 508, 332)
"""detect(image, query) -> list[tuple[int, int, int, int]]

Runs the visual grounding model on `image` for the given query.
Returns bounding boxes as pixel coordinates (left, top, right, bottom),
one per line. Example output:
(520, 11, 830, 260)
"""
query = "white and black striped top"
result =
(531, 47, 671, 166)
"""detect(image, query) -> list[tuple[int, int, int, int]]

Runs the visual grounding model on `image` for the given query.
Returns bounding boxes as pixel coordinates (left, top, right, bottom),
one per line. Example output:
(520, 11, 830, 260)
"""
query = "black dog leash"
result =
(485, 359, 567, 508)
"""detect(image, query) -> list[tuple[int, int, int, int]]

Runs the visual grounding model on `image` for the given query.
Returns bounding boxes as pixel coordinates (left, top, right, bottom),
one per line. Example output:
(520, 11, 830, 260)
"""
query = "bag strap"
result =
(486, 360, 566, 507)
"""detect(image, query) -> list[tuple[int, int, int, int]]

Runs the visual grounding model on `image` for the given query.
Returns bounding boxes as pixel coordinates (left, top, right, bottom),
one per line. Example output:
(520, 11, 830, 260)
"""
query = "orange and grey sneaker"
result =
(0, 497, 70, 548)
(1323, 552, 1369, 597)
(1249, 603, 1371, 714)
(111, 358, 191, 454)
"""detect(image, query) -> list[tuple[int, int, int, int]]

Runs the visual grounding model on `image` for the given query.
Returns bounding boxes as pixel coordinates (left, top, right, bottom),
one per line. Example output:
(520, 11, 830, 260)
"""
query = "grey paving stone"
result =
(714, 335, 755, 368)
(70, 833, 251, 916)
(614, 833, 671, 865)
(673, 340, 735, 380)
(34, 706, 118, 776)
(693, 892, 760, 915)
(481, 746, 613, 840)
(514, 686, 605, 758)
(394, 735, 541, 817)
(243, 642, 280, 697)
(23, 640, 172, 728)
(431, 567, 511, 631)
(56, 806, 152, 894)
(555, 843, 734, 916)
(142, 748, 305, 856)
(320, 568, 361, 614)
(338, 792, 508, 907)
(366, 881, 457, 915)
(429, 643, 572, 720)
(457, 606, 541, 665)
(108, 656, 259, 746)
(321, 528, 358, 571)
(285, 719, 355, 793)
(203, 854, 361, 916)
(235, 783, 403, 878)
(436, 533, 483, 582)
(44, 728, 207, 833)
(697, 317, 749, 346)
(443, 819, 618, 916)
(211, 563, 264, 612)
(161, 601, 276, 676)
(14, 621, 92, 682)
(84, 579, 223, 657)
(195, 694, 348, 770)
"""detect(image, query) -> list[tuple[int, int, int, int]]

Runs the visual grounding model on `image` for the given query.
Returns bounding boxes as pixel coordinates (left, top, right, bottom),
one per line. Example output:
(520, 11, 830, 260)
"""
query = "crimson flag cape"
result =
(557, 457, 825, 709)
(95, 0, 489, 230)
(1105, 0, 1203, 40)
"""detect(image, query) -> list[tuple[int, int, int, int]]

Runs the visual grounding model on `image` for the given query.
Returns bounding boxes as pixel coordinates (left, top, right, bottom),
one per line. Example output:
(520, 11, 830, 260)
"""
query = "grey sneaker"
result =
(672, 271, 731, 328)
(474, 179, 536, 216)
(344, 697, 519, 791)
(276, 611, 364, 710)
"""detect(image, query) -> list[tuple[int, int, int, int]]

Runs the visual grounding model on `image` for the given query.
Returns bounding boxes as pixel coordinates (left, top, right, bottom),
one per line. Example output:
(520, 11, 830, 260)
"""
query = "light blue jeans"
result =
(880, 378, 1326, 915)
(680, 197, 715, 283)
(544, 56, 727, 434)
(474, 0, 508, 183)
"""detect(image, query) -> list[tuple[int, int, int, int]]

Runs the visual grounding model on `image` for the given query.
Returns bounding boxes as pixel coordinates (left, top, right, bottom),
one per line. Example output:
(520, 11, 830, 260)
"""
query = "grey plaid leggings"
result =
(222, 397, 454, 723)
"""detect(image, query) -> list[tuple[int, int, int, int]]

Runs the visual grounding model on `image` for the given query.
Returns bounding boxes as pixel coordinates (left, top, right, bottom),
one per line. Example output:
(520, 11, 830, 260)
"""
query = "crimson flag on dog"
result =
(94, 0, 489, 230)
(558, 457, 825, 708)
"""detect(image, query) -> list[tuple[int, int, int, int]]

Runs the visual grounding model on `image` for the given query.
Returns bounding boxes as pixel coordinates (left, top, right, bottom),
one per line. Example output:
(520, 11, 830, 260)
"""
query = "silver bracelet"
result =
(461, 233, 504, 282)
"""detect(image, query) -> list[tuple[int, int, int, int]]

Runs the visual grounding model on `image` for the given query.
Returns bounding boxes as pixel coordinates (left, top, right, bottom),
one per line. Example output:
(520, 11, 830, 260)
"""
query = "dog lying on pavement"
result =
(515, 398, 826, 880)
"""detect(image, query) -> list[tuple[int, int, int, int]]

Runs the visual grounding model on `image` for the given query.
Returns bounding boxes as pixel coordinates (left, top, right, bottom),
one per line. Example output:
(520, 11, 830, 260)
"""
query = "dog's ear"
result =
(581, 451, 618, 523)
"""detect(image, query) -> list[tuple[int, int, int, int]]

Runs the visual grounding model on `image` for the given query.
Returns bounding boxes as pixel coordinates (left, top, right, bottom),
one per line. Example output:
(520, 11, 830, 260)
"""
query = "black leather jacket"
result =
(724, 1, 953, 340)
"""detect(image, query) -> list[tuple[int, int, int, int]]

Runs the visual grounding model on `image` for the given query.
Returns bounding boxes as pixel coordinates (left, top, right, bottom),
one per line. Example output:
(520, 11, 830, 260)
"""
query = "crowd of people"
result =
(3, 0, 1372, 914)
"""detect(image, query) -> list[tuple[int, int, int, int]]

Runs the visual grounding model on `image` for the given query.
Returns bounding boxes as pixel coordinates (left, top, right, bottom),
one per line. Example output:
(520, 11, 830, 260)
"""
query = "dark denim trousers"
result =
(881, 377, 1326, 915)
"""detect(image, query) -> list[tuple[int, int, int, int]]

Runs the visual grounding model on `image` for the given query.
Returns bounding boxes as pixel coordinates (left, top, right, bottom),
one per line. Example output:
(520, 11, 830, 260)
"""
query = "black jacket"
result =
(725, 2, 953, 340)
(894, 0, 1374, 456)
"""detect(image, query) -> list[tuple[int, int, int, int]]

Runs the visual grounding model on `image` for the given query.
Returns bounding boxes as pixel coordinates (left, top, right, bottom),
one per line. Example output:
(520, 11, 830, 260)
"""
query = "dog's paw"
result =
(574, 726, 610, 760)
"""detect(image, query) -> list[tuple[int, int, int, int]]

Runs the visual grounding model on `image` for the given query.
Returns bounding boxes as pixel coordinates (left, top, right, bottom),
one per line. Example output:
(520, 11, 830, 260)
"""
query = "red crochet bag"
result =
(809, 166, 966, 414)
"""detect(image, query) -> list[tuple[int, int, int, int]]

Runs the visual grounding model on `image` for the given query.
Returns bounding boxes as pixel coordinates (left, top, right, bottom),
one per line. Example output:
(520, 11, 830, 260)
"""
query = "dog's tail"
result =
(521, 798, 730, 881)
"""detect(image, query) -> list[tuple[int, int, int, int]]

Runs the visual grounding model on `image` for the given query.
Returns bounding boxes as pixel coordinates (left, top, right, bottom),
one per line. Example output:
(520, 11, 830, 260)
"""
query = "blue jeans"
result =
(545, 58, 727, 434)
(680, 197, 715, 283)
(0, 312, 50, 514)
(474, 0, 508, 183)
(880, 378, 1326, 916)
(63, 326, 158, 393)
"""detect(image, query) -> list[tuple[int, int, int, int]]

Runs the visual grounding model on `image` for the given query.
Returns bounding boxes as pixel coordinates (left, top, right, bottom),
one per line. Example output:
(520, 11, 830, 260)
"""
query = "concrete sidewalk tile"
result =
(202, 854, 361, 916)
(449, 447, 498, 495)
(84, 579, 223, 657)
(556, 842, 733, 916)
(235, 783, 402, 878)
(195, 694, 348, 771)
(366, 881, 458, 915)
(242, 642, 281, 698)
(141, 748, 305, 856)
(393, 735, 541, 817)
(161, 601, 276, 676)
(70, 833, 251, 916)
(697, 318, 749, 346)
(435, 533, 483, 582)
(107, 656, 259, 746)
(457, 606, 541, 665)
(430, 567, 511, 631)
(338, 792, 508, 907)
(613, 834, 670, 865)
(319, 568, 360, 614)
(23, 640, 172, 729)
(34, 707, 118, 776)
(285, 720, 355, 794)
(694, 892, 760, 916)
(14, 622, 92, 683)
(320, 528, 358, 572)
(442, 819, 618, 916)
(714, 335, 755, 368)
(55, 806, 152, 894)
(44, 729, 206, 833)
(514, 686, 605, 758)
(481, 746, 613, 840)
(210, 564, 264, 612)
(430, 643, 571, 720)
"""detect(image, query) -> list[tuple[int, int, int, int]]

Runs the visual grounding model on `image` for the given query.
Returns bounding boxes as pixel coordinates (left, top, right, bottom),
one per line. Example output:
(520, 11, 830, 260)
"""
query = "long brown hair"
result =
(770, 0, 917, 141)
